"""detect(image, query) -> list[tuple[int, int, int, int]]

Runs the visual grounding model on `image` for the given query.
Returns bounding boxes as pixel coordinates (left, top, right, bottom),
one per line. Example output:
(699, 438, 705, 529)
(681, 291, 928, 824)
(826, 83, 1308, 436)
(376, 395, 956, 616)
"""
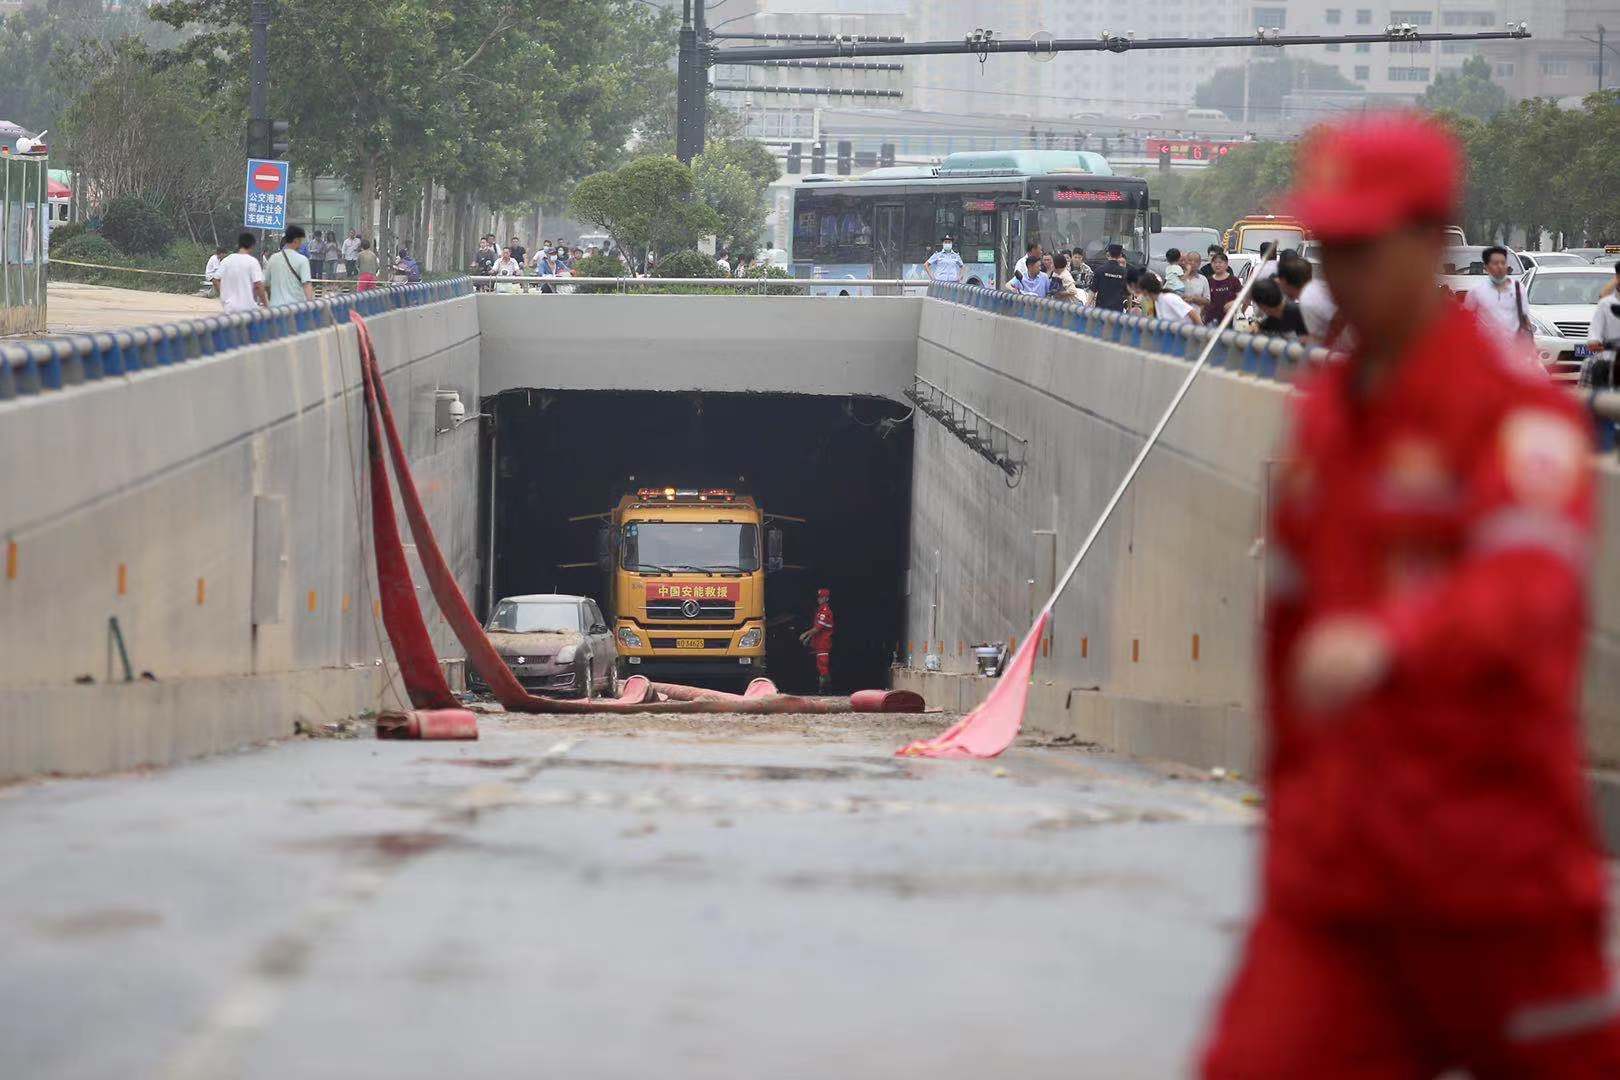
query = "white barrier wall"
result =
(0, 298, 481, 779)
(477, 294, 920, 398)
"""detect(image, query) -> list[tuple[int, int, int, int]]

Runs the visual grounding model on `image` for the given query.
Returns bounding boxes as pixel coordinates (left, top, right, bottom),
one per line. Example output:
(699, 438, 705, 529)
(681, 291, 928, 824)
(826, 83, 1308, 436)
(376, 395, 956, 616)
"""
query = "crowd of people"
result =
(924, 233, 1347, 350)
(205, 225, 424, 314)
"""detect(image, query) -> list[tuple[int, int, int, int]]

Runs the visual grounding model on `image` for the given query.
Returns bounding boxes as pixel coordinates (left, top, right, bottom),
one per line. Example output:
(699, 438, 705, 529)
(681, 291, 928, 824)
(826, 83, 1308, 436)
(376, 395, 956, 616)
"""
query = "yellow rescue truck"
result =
(589, 488, 788, 683)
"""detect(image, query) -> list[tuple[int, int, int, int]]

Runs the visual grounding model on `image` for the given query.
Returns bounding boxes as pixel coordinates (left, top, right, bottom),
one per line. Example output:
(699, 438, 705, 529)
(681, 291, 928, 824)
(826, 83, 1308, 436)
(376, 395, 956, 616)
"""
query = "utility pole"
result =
(248, 0, 269, 158)
(675, 0, 709, 164)
(1600, 24, 1606, 92)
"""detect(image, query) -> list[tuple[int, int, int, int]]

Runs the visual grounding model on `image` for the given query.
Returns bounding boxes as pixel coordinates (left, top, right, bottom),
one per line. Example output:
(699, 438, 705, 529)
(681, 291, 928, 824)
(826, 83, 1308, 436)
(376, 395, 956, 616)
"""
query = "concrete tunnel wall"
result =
(894, 297, 1620, 787)
(0, 298, 482, 780)
(476, 294, 920, 398)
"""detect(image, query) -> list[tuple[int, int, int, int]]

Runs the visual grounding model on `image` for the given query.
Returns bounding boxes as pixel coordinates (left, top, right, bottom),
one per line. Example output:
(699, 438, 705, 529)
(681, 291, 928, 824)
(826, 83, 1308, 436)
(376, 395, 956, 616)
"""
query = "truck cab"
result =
(598, 488, 783, 682)
(1224, 214, 1307, 256)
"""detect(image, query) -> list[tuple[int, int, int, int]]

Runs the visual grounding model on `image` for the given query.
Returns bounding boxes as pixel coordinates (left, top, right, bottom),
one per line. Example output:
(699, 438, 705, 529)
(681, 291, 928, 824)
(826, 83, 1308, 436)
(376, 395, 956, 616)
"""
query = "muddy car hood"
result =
(485, 630, 582, 658)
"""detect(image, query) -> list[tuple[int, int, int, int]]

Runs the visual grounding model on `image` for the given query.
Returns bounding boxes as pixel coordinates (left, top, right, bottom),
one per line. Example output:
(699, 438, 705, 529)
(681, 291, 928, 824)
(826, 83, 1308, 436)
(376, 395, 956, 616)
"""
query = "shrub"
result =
(98, 195, 169, 255)
(48, 221, 86, 251)
(651, 249, 722, 279)
(572, 252, 629, 294)
(52, 232, 123, 265)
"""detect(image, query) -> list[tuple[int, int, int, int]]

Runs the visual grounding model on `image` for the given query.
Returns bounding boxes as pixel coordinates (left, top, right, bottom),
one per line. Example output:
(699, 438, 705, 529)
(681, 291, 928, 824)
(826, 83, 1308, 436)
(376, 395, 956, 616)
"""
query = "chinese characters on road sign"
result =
(243, 158, 289, 232)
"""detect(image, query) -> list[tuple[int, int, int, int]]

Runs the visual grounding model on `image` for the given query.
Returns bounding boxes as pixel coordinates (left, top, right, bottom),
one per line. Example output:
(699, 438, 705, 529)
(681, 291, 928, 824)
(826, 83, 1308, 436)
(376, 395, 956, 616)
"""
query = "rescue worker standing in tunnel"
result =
(800, 588, 835, 693)
(1202, 112, 1620, 1077)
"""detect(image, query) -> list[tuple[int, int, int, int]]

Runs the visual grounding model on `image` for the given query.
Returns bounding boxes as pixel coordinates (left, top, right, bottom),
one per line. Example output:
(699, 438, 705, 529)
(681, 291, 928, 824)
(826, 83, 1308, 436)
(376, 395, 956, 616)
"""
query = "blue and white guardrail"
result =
(0, 277, 474, 400)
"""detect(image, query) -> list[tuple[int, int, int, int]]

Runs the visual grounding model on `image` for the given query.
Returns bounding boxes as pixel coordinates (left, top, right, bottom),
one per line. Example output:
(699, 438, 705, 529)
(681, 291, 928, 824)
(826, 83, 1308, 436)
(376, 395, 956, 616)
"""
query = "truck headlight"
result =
(555, 644, 577, 664)
(737, 627, 762, 648)
(617, 626, 643, 648)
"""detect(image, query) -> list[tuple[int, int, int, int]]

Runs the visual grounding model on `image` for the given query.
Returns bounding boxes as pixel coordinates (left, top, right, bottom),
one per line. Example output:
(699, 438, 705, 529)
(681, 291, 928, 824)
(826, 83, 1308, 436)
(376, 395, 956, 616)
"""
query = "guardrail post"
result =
(0, 345, 19, 399)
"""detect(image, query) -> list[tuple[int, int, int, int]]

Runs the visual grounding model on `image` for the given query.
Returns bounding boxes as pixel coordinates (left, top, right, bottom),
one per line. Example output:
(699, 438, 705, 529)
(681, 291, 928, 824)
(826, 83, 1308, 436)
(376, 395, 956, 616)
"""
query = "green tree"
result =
(1194, 58, 1358, 122)
(1422, 55, 1508, 121)
(692, 139, 777, 260)
(569, 155, 721, 269)
(150, 0, 677, 232)
(0, 0, 173, 134)
(1177, 141, 1298, 230)
(58, 41, 243, 243)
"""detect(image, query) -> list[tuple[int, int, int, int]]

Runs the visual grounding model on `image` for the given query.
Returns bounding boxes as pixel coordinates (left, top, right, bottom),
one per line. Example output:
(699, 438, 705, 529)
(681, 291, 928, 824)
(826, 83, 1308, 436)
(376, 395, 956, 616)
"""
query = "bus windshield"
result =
(1040, 205, 1148, 264)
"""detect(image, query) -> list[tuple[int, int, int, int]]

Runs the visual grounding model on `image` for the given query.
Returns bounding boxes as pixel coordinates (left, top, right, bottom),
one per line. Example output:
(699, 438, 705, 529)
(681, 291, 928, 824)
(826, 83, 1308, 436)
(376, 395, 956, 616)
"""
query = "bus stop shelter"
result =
(1, 151, 47, 336)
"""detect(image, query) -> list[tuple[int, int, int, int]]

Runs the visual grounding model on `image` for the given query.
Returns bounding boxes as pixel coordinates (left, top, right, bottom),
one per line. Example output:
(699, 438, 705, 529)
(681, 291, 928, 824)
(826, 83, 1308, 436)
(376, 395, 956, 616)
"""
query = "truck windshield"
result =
(487, 600, 581, 633)
(623, 522, 759, 573)
(1237, 228, 1305, 254)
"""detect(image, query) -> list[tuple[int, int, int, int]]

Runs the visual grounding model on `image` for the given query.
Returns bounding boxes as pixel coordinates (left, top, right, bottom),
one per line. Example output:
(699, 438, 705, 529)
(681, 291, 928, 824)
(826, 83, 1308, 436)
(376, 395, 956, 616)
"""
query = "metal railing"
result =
(905, 374, 1028, 483)
(0, 277, 474, 400)
(926, 281, 1332, 384)
(469, 275, 930, 293)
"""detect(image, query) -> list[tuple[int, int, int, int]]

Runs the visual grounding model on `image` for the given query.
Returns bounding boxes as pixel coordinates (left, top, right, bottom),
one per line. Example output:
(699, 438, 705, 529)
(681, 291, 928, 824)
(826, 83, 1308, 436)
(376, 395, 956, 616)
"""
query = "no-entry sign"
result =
(244, 158, 289, 231)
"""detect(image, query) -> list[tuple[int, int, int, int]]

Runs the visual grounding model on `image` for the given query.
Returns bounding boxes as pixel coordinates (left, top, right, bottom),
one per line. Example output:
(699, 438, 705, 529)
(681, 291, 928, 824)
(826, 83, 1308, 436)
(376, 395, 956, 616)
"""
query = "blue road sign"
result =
(244, 158, 289, 232)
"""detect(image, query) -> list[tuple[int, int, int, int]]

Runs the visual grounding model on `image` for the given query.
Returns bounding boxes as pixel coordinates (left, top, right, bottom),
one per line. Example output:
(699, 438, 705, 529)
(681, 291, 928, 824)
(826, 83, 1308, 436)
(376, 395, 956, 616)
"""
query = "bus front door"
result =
(998, 206, 1022, 286)
(873, 203, 904, 294)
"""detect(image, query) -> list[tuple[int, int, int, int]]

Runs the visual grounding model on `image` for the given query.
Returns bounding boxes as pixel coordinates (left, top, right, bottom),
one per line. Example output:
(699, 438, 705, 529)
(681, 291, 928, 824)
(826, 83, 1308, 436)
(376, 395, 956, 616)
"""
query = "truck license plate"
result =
(676, 638, 705, 650)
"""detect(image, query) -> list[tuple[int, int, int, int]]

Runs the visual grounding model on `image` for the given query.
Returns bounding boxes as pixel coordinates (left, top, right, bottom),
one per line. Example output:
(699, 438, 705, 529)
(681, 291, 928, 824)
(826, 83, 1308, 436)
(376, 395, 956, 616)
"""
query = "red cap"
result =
(1286, 112, 1461, 243)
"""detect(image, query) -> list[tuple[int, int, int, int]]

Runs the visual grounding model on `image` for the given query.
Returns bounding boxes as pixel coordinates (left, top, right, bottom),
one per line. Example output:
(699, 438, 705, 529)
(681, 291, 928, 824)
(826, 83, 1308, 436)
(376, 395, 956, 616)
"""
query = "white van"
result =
(1185, 108, 1231, 124)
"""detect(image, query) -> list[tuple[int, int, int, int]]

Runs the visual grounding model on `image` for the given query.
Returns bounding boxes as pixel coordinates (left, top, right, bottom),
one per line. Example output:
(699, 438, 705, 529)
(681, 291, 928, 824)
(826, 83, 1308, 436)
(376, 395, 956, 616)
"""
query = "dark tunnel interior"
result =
(483, 390, 915, 693)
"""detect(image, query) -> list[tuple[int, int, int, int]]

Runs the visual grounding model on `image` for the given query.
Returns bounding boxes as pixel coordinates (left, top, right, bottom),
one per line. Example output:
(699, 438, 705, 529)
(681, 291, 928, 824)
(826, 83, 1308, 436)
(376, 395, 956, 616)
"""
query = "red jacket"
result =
(810, 602, 835, 651)
(1263, 303, 1605, 924)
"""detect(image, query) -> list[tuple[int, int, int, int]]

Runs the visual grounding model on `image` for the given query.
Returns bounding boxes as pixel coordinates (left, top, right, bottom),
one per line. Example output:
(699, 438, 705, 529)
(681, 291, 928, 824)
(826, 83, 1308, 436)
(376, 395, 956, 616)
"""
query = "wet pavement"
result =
(0, 711, 1264, 1079)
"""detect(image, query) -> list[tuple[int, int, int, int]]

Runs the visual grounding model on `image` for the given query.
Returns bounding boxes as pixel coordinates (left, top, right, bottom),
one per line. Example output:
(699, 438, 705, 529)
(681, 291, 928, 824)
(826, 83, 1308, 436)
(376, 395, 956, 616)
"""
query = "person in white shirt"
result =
(1587, 261, 1620, 353)
(492, 247, 523, 294)
(211, 231, 267, 314)
(1180, 249, 1211, 314)
(341, 230, 362, 276)
(1142, 270, 1200, 323)
(1463, 245, 1532, 347)
(1277, 251, 1340, 345)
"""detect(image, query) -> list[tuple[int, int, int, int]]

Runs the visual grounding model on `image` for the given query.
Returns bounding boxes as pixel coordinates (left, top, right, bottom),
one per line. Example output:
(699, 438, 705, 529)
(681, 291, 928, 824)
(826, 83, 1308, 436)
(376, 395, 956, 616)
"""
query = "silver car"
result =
(470, 594, 618, 699)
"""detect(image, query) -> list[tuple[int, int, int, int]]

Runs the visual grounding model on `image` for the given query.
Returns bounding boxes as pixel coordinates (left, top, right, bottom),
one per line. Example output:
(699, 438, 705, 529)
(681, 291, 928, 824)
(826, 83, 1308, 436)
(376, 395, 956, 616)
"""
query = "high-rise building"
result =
(1046, 1, 1246, 118)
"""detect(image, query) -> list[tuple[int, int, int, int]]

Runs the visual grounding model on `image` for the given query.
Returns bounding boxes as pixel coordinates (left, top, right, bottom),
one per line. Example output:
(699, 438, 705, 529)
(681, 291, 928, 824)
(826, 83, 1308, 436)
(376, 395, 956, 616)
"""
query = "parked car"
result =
(1439, 245, 1526, 293)
(1562, 247, 1616, 264)
(469, 593, 618, 699)
(1517, 250, 1591, 270)
(1521, 265, 1617, 381)
(1127, 111, 1165, 122)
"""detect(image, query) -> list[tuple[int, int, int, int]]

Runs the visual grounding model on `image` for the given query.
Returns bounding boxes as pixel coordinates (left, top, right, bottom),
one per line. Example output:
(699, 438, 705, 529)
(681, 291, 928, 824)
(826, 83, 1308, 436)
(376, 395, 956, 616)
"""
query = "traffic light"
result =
(787, 141, 802, 174)
(836, 140, 852, 175)
(810, 140, 826, 173)
(269, 120, 290, 159)
(879, 142, 895, 168)
(247, 118, 269, 158)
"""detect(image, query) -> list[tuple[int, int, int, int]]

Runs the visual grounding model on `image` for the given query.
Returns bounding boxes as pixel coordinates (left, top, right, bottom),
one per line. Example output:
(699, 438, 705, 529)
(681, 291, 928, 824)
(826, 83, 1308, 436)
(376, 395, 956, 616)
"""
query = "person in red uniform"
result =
(1202, 112, 1620, 1078)
(800, 588, 835, 693)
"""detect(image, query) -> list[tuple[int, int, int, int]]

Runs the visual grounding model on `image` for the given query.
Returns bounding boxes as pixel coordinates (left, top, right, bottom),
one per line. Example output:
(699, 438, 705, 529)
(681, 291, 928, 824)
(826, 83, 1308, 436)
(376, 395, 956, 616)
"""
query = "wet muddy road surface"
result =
(0, 711, 1266, 1079)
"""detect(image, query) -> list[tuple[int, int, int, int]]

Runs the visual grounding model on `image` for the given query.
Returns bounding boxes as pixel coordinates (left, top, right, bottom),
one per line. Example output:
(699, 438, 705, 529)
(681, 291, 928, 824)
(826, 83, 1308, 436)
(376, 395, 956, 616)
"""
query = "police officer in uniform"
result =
(924, 234, 964, 283)
(1091, 243, 1129, 311)
(1201, 112, 1620, 1079)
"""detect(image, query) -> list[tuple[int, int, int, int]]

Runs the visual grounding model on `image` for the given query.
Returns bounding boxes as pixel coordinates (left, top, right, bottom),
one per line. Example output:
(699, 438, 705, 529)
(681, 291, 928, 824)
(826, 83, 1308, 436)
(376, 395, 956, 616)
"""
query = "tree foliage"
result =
(1194, 57, 1358, 121)
(0, 0, 173, 134)
(57, 42, 244, 243)
(1422, 55, 1508, 122)
(569, 155, 721, 268)
(99, 194, 170, 255)
(148, 0, 677, 217)
(692, 140, 777, 259)
(1148, 93, 1620, 248)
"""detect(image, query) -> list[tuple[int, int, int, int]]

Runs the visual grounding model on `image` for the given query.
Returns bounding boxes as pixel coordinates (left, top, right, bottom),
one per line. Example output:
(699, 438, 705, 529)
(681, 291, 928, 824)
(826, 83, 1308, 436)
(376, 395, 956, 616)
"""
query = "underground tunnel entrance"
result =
(481, 390, 914, 694)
